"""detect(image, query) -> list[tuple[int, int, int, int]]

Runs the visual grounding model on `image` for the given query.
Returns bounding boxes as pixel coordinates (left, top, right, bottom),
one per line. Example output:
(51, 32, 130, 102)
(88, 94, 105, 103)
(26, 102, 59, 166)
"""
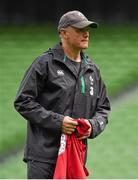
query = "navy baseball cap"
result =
(58, 10, 98, 31)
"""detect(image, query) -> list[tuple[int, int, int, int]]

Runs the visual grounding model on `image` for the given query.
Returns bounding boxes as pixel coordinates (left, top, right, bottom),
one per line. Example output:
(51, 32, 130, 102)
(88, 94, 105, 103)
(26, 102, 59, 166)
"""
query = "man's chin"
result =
(81, 43, 88, 49)
(82, 45, 88, 49)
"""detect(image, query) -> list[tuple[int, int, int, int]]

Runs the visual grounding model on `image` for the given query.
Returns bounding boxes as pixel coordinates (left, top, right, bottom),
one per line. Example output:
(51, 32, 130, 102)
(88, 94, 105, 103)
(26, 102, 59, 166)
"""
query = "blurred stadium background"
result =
(0, 0, 138, 179)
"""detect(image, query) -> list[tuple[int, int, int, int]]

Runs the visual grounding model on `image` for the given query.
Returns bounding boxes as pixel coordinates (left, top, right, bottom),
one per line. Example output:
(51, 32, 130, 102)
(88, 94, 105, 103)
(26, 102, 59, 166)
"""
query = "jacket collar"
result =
(51, 43, 65, 62)
(51, 43, 94, 67)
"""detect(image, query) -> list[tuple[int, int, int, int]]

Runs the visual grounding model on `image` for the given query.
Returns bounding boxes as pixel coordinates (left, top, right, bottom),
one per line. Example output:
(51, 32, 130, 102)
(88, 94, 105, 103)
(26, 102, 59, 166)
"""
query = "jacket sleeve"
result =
(14, 55, 64, 132)
(88, 68, 111, 138)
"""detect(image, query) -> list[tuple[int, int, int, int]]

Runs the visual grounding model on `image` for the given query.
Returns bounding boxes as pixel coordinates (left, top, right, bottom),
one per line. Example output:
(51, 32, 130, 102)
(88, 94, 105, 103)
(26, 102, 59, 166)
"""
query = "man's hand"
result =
(62, 116, 78, 135)
(78, 119, 92, 140)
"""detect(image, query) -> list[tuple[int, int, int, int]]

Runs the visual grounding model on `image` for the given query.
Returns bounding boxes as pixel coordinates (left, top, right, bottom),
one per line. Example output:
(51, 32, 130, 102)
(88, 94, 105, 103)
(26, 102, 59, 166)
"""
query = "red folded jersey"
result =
(53, 118, 90, 179)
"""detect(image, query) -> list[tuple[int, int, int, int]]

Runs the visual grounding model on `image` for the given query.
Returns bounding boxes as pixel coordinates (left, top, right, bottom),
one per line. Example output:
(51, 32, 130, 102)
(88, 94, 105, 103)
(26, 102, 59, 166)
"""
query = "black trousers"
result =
(27, 160, 56, 179)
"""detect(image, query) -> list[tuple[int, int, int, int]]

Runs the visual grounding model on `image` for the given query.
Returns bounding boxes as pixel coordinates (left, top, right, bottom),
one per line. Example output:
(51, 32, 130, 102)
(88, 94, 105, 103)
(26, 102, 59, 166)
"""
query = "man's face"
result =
(62, 26, 90, 50)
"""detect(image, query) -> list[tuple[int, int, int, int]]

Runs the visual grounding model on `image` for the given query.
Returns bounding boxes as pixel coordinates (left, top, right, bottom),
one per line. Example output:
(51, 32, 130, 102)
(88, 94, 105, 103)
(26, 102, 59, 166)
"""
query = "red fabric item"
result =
(53, 118, 90, 179)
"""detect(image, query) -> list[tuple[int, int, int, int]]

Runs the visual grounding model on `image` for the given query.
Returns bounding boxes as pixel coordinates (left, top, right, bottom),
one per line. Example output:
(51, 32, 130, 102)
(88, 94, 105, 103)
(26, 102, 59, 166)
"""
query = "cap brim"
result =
(71, 20, 98, 29)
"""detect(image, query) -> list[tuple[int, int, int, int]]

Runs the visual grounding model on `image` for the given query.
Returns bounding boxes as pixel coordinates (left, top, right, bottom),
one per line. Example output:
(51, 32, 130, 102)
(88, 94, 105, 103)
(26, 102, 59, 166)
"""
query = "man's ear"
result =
(60, 29, 68, 39)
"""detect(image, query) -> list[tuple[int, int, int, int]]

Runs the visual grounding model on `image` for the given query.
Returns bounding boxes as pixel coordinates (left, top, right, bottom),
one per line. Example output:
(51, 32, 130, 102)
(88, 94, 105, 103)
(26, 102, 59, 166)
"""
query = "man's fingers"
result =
(62, 116, 78, 134)
(77, 127, 92, 140)
(64, 123, 77, 129)
(63, 116, 78, 125)
(62, 127, 76, 135)
(63, 127, 74, 132)
(67, 119, 78, 126)
(78, 134, 89, 140)
(78, 136, 87, 140)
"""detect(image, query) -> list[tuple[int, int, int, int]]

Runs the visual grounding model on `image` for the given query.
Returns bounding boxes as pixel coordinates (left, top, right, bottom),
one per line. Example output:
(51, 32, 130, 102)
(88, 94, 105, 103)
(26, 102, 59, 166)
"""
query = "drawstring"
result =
(80, 76, 86, 94)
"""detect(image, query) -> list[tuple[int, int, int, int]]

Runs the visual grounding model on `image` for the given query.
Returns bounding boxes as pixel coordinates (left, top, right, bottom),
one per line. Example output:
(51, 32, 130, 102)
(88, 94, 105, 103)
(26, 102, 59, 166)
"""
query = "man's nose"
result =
(83, 31, 89, 38)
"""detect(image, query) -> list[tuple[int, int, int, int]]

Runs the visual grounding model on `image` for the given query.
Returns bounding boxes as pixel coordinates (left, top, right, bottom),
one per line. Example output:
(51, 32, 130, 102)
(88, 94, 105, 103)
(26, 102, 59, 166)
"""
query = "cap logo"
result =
(77, 12, 84, 18)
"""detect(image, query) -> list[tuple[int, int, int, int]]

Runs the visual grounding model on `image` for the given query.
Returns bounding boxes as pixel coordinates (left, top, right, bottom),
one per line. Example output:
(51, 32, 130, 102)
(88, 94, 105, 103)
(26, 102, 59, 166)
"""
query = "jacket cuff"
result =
(88, 119, 98, 138)
(53, 113, 64, 132)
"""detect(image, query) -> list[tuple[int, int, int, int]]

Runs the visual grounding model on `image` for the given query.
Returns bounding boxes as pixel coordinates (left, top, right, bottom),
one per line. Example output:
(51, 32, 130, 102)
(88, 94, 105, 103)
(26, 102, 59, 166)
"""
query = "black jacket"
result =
(14, 43, 111, 163)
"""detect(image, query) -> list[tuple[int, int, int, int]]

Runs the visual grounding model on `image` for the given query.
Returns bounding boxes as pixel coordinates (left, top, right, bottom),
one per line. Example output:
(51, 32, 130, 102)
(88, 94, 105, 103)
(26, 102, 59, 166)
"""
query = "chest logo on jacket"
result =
(89, 75, 94, 96)
(57, 70, 64, 76)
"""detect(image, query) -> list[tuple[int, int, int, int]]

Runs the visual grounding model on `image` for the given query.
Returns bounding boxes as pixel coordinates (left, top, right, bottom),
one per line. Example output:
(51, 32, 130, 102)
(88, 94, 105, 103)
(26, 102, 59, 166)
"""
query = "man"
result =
(14, 10, 111, 179)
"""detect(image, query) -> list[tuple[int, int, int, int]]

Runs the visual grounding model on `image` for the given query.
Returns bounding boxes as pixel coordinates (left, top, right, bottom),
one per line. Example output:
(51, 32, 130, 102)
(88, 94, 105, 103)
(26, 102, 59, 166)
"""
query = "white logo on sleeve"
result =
(57, 70, 64, 76)
(89, 75, 94, 96)
(99, 121, 105, 130)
